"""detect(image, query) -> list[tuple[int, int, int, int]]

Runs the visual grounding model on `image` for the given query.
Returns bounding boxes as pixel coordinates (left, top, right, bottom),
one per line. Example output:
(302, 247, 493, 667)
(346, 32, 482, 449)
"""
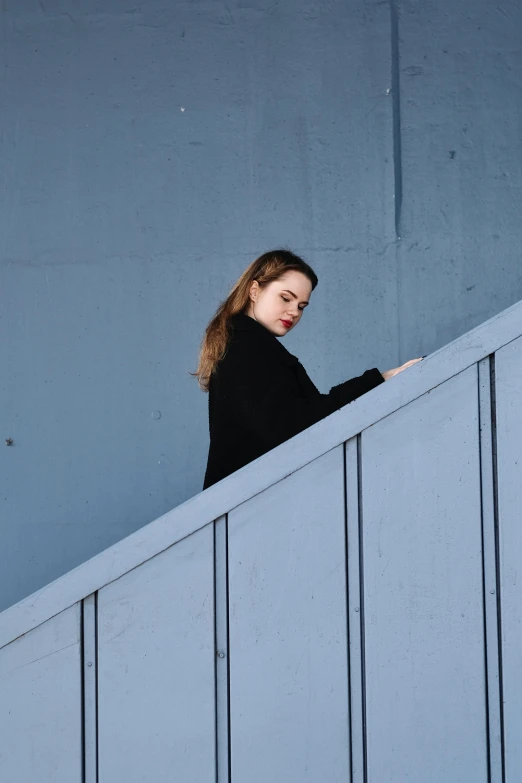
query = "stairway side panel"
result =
(361, 366, 488, 783)
(495, 335, 522, 783)
(0, 604, 82, 783)
(228, 446, 349, 782)
(97, 524, 215, 783)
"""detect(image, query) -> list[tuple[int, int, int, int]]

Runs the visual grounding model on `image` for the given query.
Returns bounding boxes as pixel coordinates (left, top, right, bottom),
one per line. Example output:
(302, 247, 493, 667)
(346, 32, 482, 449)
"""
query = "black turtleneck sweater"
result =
(203, 312, 385, 489)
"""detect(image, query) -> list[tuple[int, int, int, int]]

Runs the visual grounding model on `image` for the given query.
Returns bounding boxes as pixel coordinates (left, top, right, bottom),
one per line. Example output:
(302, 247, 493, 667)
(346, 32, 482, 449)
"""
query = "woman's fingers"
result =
(382, 356, 425, 380)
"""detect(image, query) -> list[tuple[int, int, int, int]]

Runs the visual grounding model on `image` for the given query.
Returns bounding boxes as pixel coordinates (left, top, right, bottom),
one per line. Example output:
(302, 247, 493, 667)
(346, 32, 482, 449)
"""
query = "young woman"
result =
(195, 250, 423, 489)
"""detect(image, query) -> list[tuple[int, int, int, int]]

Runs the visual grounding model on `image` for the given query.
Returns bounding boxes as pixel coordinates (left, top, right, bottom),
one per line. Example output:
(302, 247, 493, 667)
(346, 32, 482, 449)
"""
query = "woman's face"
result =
(246, 270, 312, 337)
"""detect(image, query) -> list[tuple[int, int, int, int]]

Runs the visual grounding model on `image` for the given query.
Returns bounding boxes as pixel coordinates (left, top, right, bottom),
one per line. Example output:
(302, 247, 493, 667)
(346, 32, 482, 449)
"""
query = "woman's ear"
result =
(249, 279, 259, 302)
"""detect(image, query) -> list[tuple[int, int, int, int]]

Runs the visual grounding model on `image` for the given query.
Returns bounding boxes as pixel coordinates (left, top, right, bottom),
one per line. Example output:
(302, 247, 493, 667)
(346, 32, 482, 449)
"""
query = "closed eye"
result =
(281, 295, 306, 311)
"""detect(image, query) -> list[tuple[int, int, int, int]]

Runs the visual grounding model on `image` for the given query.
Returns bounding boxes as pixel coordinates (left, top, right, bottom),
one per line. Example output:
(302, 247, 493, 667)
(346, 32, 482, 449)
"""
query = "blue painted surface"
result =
(363, 367, 489, 781)
(228, 448, 349, 781)
(1, 0, 522, 611)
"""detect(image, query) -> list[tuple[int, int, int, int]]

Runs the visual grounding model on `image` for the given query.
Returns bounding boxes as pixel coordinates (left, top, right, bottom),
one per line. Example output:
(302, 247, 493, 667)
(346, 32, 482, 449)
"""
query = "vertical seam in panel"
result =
(214, 520, 219, 783)
(480, 356, 505, 783)
(390, 0, 403, 240)
(343, 442, 354, 782)
(81, 600, 86, 783)
(357, 435, 368, 783)
(478, 361, 493, 783)
(215, 516, 231, 783)
(490, 355, 506, 783)
(346, 438, 364, 783)
(95, 592, 99, 783)
(83, 594, 98, 783)
(226, 515, 232, 783)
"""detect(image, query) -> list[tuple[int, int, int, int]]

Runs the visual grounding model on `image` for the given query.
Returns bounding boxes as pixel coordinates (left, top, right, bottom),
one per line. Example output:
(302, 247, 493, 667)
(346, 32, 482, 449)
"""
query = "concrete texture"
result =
(1, 0, 521, 611)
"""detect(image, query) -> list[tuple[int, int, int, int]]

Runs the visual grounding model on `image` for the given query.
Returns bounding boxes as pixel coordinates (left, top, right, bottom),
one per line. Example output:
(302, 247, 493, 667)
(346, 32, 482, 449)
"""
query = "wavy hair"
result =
(192, 249, 318, 391)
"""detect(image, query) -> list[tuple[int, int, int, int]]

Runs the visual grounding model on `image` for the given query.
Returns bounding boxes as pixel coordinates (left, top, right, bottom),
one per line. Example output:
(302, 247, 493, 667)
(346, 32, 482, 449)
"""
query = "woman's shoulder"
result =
(223, 313, 299, 368)
(224, 321, 274, 362)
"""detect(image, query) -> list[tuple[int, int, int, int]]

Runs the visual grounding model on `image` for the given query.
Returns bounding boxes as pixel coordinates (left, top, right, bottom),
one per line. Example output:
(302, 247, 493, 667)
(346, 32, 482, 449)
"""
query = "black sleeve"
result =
(328, 368, 385, 410)
(222, 343, 385, 450)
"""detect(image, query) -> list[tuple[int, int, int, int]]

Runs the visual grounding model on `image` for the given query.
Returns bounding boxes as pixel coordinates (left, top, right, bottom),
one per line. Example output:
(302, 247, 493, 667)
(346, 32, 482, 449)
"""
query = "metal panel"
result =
(361, 366, 488, 782)
(97, 524, 215, 783)
(495, 335, 522, 783)
(0, 604, 82, 782)
(228, 446, 349, 782)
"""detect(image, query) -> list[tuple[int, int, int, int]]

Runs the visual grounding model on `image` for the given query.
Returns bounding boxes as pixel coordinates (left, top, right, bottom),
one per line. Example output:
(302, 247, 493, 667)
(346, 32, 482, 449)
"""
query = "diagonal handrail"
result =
(1, 297, 521, 650)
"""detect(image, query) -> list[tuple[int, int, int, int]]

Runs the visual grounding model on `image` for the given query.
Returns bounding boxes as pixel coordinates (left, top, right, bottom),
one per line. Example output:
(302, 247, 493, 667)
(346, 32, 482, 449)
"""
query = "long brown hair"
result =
(193, 249, 318, 391)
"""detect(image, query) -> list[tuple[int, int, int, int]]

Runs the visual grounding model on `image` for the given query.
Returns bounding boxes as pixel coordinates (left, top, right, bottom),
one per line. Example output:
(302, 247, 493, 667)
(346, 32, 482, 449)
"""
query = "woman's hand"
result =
(381, 356, 425, 381)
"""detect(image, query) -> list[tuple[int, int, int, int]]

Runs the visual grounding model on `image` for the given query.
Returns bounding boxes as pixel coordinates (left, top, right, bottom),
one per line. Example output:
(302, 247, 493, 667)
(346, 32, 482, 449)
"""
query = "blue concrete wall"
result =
(1, 0, 521, 611)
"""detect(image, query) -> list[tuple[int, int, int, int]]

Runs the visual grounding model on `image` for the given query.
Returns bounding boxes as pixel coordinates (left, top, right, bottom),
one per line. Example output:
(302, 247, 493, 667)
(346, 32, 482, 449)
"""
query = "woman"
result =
(195, 250, 423, 489)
